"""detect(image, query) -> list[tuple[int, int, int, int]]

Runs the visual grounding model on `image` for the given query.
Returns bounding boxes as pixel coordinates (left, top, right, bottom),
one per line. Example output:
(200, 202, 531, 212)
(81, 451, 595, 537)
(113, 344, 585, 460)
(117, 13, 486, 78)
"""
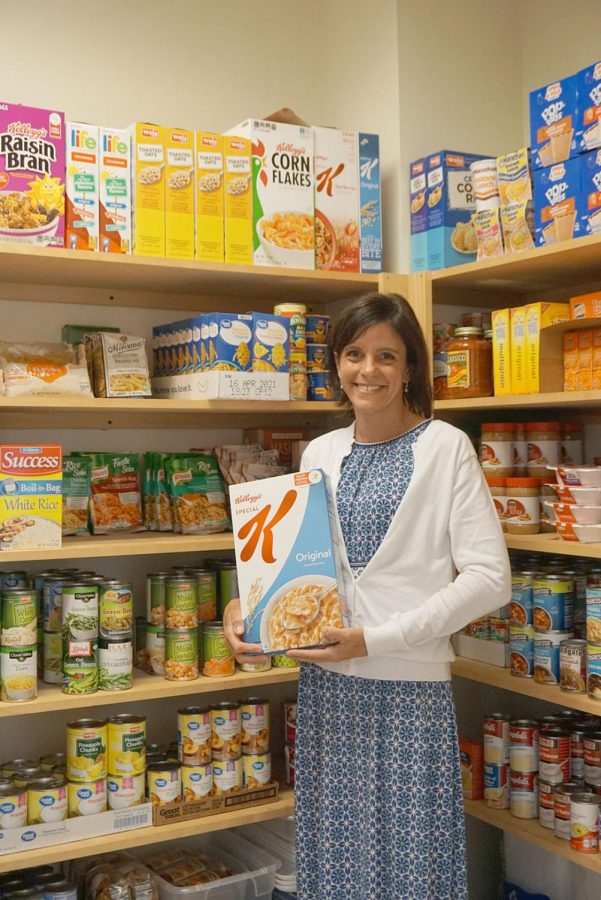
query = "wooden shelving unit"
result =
(0, 532, 235, 563)
(435, 390, 601, 414)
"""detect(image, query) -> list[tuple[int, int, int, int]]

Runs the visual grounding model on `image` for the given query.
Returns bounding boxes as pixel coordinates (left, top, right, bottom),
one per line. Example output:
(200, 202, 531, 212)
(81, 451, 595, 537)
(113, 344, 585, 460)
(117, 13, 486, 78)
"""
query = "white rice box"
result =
(0, 445, 62, 551)
(230, 469, 350, 653)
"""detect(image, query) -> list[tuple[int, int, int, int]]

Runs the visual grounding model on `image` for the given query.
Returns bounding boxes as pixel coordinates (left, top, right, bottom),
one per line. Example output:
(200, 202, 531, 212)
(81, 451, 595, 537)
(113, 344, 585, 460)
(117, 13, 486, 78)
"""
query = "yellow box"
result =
(165, 127, 194, 260)
(525, 302, 570, 392)
(510, 306, 528, 394)
(224, 135, 252, 265)
(491, 308, 511, 396)
(563, 330, 578, 391)
(578, 328, 593, 392)
(195, 132, 224, 262)
(129, 122, 165, 257)
(0, 445, 62, 551)
(592, 329, 601, 391)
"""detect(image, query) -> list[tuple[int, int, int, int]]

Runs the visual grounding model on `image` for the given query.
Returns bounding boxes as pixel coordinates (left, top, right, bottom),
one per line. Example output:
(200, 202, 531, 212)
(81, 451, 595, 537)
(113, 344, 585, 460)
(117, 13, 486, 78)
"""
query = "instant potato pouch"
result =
(230, 469, 351, 653)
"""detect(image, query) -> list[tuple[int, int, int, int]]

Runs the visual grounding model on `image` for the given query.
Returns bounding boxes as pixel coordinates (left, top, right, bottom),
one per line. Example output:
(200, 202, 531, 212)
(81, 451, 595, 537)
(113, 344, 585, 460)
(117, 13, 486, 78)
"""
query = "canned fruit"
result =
(0, 785, 26, 829)
(202, 622, 234, 677)
(178, 707, 211, 766)
(211, 703, 241, 760)
(0, 645, 37, 701)
(99, 581, 133, 639)
(98, 641, 133, 691)
(147, 762, 181, 806)
(107, 772, 145, 809)
(1, 590, 37, 646)
(107, 715, 146, 775)
(65, 778, 107, 817)
(165, 578, 198, 629)
(165, 629, 198, 680)
(181, 763, 212, 799)
(61, 584, 98, 641)
(212, 758, 242, 795)
(27, 778, 67, 825)
(240, 699, 270, 755)
(242, 753, 271, 787)
(39, 753, 66, 773)
(67, 718, 107, 782)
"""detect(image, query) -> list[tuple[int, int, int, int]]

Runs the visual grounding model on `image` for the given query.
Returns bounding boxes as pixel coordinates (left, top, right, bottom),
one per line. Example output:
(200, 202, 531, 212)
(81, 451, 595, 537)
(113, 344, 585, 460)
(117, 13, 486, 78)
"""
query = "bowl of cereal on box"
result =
(0, 191, 61, 246)
(258, 210, 315, 266)
(451, 219, 477, 254)
(314, 210, 337, 269)
(260, 574, 342, 652)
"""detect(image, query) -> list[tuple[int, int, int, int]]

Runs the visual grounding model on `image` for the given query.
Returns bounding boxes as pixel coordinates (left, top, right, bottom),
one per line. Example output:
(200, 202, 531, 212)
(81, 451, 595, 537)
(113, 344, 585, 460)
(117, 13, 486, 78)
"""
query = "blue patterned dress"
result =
(295, 420, 468, 900)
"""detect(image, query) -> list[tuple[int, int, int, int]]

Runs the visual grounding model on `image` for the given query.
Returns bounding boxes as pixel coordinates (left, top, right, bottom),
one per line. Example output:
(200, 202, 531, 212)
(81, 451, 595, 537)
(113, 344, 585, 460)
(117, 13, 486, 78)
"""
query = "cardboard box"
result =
(358, 132, 382, 273)
(426, 150, 486, 270)
(223, 135, 253, 265)
(0, 445, 62, 551)
(314, 127, 359, 272)
(152, 782, 279, 826)
(563, 330, 579, 391)
(576, 60, 601, 153)
(152, 371, 289, 402)
(229, 469, 351, 653)
(195, 132, 224, 262)
(66, 122, 99, 251)
(250, 313, 290, 372)
(570, 290, 601, 319)
(491, 308, 511, 396)
(205, 313, 252, 371)
(578, 328, 593, 391)
(496, 148, 533, 205)
(129, 122, 165, 257)
(533, 158, 583, 246)
(0, 102, 65, 248)
(409, 158, 428, 271)
(529, 75, 578, 169)
(165, 126, 194, 260)
(459, 738, 484, 801)
(510, 306, 528, 394)
(526, 302, 570, 392)
(99, 127, 131, 254)
(579, 148, 601, 237)
(244, 428, 314, 469)
(593, 328, 601, 391)
(452, 632, 510, 667)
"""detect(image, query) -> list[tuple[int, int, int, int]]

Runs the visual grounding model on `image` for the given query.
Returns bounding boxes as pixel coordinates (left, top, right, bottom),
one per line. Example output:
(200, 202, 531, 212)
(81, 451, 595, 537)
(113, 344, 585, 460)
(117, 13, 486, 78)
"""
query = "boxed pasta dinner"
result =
(229, 469, 350, 653)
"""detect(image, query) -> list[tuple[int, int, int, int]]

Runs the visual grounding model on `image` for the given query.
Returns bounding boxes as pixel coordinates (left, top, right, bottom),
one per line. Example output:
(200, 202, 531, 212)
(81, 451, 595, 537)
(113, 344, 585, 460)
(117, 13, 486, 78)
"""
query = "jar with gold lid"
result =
(446, 327, 493, 399)
(527, 421, 561, 477)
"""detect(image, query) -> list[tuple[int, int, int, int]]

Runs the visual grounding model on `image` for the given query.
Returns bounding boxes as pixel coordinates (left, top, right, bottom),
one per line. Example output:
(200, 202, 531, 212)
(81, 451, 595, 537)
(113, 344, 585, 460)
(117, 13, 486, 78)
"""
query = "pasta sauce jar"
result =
(446, 327, 493, 399)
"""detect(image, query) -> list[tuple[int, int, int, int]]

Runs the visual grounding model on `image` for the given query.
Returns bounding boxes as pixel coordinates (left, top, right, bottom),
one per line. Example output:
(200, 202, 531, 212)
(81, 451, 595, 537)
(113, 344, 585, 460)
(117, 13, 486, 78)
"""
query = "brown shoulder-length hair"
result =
(327, 292, 432, 418)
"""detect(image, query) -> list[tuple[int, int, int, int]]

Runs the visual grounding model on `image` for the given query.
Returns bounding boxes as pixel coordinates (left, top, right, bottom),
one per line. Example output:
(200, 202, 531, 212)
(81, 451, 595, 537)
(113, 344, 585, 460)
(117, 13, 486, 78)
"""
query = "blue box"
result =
(529, 75, 578, 169)
(533, 158, 583, 246)
(579, 148, 601, 237)
(358, 133, 382, 273)
(206, 312, 253, 370)
(426, 150, 486, 270)
(250, 312, 290, 372)
(409, 158, 428, 271)
(576, 61, 601, 153)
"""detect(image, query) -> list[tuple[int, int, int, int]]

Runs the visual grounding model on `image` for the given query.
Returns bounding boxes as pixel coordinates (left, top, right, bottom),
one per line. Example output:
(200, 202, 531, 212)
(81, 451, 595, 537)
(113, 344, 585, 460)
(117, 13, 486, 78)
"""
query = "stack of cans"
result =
(0, 577, 38, 703)
(509, 718, 539, 819)
(306, 314, 333, 401)
(284, 700, 297, 787)
(274, 302, 307, 400)
(483, 713, 509, 809)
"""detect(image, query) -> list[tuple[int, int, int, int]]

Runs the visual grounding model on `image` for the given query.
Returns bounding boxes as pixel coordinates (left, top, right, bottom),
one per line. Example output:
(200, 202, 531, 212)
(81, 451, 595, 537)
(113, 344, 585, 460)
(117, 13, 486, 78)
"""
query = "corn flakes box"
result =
(358, 133, 382, 273)
(223, 135, 252, 265)
(576, 61, 601, 153)
(409, 158, 428, 272)
(229, 469, 350, 653)
(165, 127, 194, 260)
(129, 122, 165, 257)
(0, 103, 65, 247)
(250, 313, 289, 372)
(226, 119, 314, 269)
(0, 445, 62, 551)
(205, 313, 252, 371)
(529, 76, 578, 169)
(426, 150, 487, 270)
(533, 158, 583, 246)
(99, 127, 131, 254)
(314, 127, 359, 272)
(195, 132, 224, 262)
(66, 122, 99, 251)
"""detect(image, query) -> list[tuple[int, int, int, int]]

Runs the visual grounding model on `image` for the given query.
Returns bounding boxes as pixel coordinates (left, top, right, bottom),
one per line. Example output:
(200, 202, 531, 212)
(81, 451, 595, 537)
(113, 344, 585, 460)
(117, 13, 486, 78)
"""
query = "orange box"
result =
(563, 330, 579, 391)
(593, 328, 601, 391)
(570, 290, 601, 319)
(459, 737, 483, 801)
(577, 328, 593, 391)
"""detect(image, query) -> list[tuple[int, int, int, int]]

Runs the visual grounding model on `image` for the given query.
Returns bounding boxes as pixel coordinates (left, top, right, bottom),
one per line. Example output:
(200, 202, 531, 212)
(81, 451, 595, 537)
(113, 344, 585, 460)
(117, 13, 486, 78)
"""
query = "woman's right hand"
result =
(223, 598, 268, 664)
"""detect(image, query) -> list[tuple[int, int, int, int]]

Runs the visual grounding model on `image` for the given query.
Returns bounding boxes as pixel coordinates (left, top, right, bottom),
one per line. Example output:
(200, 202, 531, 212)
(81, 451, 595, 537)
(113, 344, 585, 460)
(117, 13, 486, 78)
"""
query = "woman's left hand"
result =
(286, 626, 368, 663)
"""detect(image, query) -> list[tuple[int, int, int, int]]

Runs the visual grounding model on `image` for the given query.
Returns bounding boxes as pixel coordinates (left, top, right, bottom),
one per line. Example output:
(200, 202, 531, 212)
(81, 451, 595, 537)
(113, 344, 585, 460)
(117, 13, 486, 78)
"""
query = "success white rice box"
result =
(229, 469, 350, 653)
(0, 445, 62, 551)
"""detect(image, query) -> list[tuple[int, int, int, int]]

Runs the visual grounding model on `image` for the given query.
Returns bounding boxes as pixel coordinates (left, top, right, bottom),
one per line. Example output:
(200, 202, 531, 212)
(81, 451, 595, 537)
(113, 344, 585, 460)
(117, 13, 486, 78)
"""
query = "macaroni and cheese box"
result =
(99, 127, 131, 254)
(579, 148, 601, 237)
(578, 328, 593, 391)
(593, 328, 601, 390)
(526, 302, 570, 393)
(205, 313, 252, 371)
(576, 61, 601, 153)
(129, 122, 165, 257)
(229, 469, 350, 653)
(314, 127, 359, 272)
(0, 103, 65, 248)
(195, 132, 224, 262)
(223, 135, 253, 265)
(570, 289, 601, 319)
(533, 158, 583, 246)
(227, 119, 315, 269)
(250, 313, 290, 372)
(510, 306, 528, 394)
(409, 158, 428, 271)
(529, 75, 578, 169)
(563, 330, 578, 391)
(165, 127, 194, 260)
(358, 132, 382, 273)
(0, 445, 62, 551)
(491, 308, 512, 396)
(426, 150, 487, 270)
(66, 122, 99, 251)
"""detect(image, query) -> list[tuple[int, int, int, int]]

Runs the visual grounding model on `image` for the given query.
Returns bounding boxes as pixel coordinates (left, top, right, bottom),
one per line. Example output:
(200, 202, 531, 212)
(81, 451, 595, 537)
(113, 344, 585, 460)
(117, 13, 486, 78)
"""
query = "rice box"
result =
(0, 102, 65, 247)
(99, 127, 131, 254)
(579, 148, 601, 237)
(314, 127, 359, 272)
(66, 122, 99, 251)
(229, 469, 349, 653)
(409, 158, 428, 271)
(533, 158, 583, 246)
(129, 122, 165, 257)
(576, 61, 601, 153)
(426, 150, 487, 270)
(358, 133, 382, 273)
(0, 445, 62, 551)
(529, 75, 578, 169)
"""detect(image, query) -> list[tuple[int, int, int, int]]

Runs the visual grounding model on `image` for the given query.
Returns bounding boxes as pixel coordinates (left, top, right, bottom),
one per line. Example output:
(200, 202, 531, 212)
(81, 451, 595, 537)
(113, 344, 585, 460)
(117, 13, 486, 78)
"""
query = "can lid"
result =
(572, 793, 601, 804)
(177, 706, 211, 715)
(241, 698, 269, 705)
(67, 718, 107, 729)
(526, 421, 561, 431)
(211, 702, 239, 711)
(107, 714, 145, 725)
(0, 784, 24, 797)
(27, 776, 66, 789)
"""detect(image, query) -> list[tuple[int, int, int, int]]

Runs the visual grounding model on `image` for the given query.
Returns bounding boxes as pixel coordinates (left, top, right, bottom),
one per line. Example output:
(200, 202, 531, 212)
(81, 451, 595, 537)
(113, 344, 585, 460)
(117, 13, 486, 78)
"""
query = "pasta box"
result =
(426, 150, 487, 270)
(205, 313, 253, 371)
(229, 469, 350, 653)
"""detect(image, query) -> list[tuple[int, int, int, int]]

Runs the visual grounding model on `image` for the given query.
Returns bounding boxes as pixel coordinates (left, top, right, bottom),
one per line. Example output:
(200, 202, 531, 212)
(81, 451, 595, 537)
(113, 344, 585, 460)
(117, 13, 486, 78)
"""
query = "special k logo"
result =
(237, 490, 297, 563)
(545, 82, 562, 101)
(316, 163, 344, 196)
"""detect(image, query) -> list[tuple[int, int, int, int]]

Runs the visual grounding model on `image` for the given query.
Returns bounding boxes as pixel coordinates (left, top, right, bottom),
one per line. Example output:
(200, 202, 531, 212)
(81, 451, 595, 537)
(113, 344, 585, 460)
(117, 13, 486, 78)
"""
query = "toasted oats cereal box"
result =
(426, 150, 487, 270)
(205, 313, 252, 371)
(250, 313, 290, 372)
(576, 61, 601, 153)
(358, 133, 382, 273)
(129, 122, 165, 257)
(0, 445, 62, 551)
(230, 470, 350, 653)
(195, 132, 224, 262)
(533, 158, 583, 246)
(0, 102, 65, 247)
(66, 123, 99, 251)
(226, 119, 314, 269)
(165, 127, 194, 260)
(409, 157, 428, 272)
(99, 127, 131, 253)
(314, 127, 359, 272)
(223, 135, 252, 265)
(579, 149, 601, 237)
(529, 75, 578, 169)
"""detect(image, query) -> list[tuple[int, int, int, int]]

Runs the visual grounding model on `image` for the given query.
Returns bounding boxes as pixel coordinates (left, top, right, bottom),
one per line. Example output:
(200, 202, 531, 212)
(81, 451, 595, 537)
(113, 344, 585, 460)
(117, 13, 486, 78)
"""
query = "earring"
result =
(403, 382, 409, 394)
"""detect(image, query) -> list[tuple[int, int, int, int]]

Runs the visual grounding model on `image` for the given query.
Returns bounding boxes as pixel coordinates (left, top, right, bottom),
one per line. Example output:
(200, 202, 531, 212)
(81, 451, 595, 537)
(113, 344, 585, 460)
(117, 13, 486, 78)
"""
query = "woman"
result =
(224, 293, 511, 900)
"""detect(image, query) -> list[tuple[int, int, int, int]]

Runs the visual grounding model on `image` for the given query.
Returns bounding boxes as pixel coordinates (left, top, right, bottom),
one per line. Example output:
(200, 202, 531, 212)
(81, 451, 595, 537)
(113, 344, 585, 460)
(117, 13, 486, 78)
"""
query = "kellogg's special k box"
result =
(230, 470, 350, 653)
(357, 133, 382, 273)
(0, 103, 65, 247)
(314, 127, 359, 272)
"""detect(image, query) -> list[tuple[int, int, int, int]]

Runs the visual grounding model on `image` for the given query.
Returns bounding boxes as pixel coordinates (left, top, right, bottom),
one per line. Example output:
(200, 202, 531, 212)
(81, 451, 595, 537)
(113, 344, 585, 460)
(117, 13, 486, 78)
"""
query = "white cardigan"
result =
(300, 419, 511, 681)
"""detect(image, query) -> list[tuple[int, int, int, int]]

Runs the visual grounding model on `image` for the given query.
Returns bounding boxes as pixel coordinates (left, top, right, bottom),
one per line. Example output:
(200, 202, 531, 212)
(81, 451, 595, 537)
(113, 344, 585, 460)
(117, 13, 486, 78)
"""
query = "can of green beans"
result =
(43, 631, 63, 684)
(62, 640, 98, 694)
(61, 583, 99, 642)
(98, 639, 133, 691)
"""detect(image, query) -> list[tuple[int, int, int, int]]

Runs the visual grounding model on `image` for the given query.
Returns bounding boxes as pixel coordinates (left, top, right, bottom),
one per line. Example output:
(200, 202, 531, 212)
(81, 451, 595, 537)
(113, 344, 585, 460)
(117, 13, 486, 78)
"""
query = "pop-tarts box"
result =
(357, 133, 382, 273)
(579, 148, 601, 236)
(410, 158, 428, 271)
(229, 469, 350, 653)
(576, 61, 601, 153)
(426, 151, 486, 270)
(250, 313, 290, 372)
(529, 75, 578, 169)
(533, 157, 583, 246)
(205, 313, 252, 371)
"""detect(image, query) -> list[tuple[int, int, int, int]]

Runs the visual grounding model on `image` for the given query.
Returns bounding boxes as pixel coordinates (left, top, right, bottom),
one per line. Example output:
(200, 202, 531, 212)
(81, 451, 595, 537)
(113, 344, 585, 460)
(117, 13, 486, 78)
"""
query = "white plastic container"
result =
(547, 502, 601, 525)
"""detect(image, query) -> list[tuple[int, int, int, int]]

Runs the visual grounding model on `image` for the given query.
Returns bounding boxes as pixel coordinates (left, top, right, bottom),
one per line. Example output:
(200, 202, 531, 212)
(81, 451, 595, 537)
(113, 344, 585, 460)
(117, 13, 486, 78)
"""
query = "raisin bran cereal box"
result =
(99, 127, 131, 254)
(0, 445, 62, 551)
(66, 122, 99, 251)
(0, 103, 65, 247)
(314, 127, 359, 272)
(358, 132, 382, 273)
(230, 470, 350, 653)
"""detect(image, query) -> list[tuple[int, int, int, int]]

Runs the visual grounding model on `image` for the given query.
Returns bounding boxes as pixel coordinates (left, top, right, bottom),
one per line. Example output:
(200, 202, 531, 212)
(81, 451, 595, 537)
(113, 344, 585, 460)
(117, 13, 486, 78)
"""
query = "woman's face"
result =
(335, 322, 410, 416)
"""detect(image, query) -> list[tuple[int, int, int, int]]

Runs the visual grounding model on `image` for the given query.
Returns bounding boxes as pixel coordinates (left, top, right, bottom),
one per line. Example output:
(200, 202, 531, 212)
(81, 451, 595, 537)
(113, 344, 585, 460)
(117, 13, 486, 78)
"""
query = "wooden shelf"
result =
(504, 532, 601, 559)
(0, 531, 235, 563)
(464, 798, 601, 875)
(0, 786, 294, 873)
(0, 667, 299, 718)
(435, 390, 601, 414)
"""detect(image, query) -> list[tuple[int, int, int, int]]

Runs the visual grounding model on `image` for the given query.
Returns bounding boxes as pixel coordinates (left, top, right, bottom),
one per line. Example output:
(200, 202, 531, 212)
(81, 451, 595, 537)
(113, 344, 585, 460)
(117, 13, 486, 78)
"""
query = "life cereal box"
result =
(226, 119, 314, 269)
(195, 132, 224, 262)
(0, 103, 65, 248)
(66, 122, 99, 251)
(165, 126, 194, 260)
(99, 127, 131, 254)
(0, 445, 62, 551)
(129, 122, 165, 257)
(229, 469, 350, 653)
(314, 127, 359, 272)
(358, 132, 382, 273)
